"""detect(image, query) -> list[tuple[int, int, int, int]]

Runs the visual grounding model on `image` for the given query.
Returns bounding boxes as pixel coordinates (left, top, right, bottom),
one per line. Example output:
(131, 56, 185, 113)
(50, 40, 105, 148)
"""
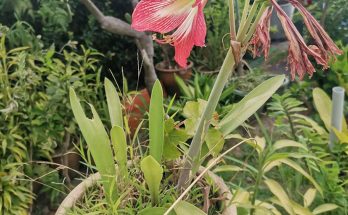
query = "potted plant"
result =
(155, 44, 193, 95)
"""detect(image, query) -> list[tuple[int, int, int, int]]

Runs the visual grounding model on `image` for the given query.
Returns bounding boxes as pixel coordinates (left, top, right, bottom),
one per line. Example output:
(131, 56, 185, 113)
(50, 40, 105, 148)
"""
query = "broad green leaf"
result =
(313, 88, 347, 132)
(231, 189, 250, 204)
(205, 128, 224, 157)
(264, 179, 294, 215)
(139, 207, 175, 215)
(163, 118, 189, 160)
(70, 88, 117, 202)
(110, 125, 128, 179)
(313, 204, 338, 214)
(105, 78, 123, 128)
(303, 188, 316, 207)
(273, 140, 307, 151)
(140, 155, 163, 205)
(173, 201, 206, 215)
(149, 80, 164, 162)
(220, 75, 285, 136)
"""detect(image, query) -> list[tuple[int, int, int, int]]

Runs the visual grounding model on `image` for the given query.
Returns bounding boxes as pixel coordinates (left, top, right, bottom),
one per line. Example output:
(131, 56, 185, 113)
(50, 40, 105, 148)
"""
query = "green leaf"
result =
(174, 201, 206, 215)
(303, 188, 316, 207)
(110, 126, 128, 179)
(149, 80, 164, 162)
(264, 179, 295, 215)
(312, 204, 338, 214)
(213, 165, 244, 173)
(313, 88, 332, 131)
(273, 140, 308, 151)
(70, 88, 117, 202)
(140, 155, 163, 205)
(205, 128, 224, 157)
(163, 118, 189, 160)
(219, 75, 285, 136)
(105, 78, 123, 128)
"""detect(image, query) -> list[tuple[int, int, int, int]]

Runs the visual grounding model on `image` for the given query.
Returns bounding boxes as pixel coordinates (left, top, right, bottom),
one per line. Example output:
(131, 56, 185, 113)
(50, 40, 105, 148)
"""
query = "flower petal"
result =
(132, 0, 194, 33)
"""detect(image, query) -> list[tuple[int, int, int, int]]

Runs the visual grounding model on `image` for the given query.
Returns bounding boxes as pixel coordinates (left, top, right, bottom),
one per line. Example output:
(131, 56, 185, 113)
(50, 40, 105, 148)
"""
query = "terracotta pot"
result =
(55, 166, 237, 215)
(125, 89, 150, 135)
(155, 61, 193, 95)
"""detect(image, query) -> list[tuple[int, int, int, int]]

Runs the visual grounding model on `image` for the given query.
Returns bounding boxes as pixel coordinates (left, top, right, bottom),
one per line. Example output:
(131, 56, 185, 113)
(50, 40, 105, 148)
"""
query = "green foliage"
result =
(0, 32, 103, 213)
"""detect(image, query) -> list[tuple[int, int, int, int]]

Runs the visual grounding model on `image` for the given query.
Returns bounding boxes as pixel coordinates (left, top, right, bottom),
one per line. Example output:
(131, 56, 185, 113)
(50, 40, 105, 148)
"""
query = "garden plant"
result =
(0, 0, 347, 214)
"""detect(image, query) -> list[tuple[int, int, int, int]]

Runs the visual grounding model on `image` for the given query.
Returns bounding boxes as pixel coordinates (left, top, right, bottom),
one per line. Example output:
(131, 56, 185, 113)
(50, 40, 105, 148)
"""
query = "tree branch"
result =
(80, 0, 157, 92)
(80, 0, 144, 39)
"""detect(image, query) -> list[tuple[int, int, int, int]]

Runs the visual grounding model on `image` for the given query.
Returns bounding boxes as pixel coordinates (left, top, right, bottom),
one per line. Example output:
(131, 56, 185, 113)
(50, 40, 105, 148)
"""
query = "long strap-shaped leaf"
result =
(70, 88, 117, 202)
(219, 75, 285, 136)
(110, 125, 128, 179)
(105, 78, 123, 128)
(149, 80, 164, 162)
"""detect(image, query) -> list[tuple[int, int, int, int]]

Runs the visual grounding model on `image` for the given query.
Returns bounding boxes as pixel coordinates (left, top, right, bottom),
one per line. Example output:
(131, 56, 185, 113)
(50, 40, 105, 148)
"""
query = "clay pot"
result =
(155, 61, 193, 95)
(55, 166, 237, 215)
(125, 89, 150, 135)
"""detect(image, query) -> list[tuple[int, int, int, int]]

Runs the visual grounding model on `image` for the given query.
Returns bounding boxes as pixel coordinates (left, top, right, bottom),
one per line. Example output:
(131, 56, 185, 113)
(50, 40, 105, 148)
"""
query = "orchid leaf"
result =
(219, 75, 285, 136)
(163, 118, 189, 160)
(149, 80, 164, 162)
(70, 87, 117, 202)
(140, 155, 163, 205)
(110, 125, 128, 179)
(105, 78, 123, 128)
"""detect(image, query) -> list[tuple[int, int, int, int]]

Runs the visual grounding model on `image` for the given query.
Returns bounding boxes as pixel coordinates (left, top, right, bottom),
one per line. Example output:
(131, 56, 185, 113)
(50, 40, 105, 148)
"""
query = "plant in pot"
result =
(155, 44, 194, 95)
(57, 74, 285, 215)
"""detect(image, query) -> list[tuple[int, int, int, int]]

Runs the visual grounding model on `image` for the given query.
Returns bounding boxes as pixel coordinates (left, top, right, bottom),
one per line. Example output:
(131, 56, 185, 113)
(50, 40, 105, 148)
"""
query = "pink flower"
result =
(132, 0, 207, 68)
(250, 7, 273, 59)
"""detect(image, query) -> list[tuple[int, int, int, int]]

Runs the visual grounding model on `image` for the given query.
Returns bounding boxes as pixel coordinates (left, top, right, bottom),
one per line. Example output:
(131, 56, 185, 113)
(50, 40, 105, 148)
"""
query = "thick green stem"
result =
(177, 49, 236, 189)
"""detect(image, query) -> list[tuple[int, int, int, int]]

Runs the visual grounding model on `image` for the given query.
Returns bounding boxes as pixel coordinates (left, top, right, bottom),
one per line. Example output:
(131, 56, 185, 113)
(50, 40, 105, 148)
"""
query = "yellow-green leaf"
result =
(105, 78, 123, 128)
(303, 188, 316, 207)
(313, 204, 338, 214)
(264, 179, 294, 215)
(174, 201, 206, 215)
(140, 155, 163, 205)
(110, 125, 128, 179)
(149, 80, 164, 162)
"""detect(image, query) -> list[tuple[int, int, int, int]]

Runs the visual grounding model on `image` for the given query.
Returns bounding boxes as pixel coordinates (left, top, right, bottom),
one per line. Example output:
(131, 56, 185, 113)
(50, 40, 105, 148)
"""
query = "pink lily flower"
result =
(252, 0, 342, 80)
(132, 0, 207, 68)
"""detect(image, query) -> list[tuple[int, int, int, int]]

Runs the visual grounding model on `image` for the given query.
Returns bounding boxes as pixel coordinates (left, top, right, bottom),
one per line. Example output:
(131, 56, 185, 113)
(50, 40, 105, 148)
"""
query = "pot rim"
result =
(155, 61, 194, 73)
(55, 166, 237, 215)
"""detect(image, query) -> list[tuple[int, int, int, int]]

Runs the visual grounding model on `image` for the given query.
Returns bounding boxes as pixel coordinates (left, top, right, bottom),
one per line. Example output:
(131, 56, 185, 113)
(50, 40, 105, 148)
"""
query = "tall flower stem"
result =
(177, 48, 236, 189)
